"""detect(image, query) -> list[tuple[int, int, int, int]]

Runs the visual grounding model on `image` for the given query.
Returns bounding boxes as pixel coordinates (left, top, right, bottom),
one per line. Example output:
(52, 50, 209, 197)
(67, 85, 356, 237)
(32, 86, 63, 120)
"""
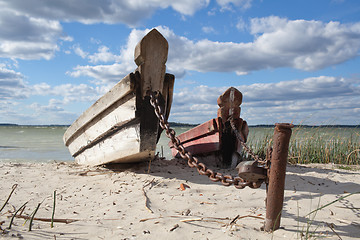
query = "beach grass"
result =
(243, 126, 360, 165)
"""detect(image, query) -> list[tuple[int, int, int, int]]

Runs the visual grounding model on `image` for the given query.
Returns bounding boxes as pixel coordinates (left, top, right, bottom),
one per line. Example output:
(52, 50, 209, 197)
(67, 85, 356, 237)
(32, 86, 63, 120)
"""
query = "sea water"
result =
(1, 125, 358, 163)
(0, 126, 190, 163)
(0, 126, 73, 163)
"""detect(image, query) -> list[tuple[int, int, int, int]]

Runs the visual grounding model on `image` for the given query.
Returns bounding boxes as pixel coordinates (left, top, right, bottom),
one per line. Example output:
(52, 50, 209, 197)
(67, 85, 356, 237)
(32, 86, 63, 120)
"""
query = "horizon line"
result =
(1, 123, 359, 128)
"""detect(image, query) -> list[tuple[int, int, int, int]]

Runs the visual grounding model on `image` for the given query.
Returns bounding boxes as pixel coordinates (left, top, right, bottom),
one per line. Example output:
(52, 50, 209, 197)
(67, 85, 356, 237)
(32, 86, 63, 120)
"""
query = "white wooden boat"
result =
(63, 29, 174, 166)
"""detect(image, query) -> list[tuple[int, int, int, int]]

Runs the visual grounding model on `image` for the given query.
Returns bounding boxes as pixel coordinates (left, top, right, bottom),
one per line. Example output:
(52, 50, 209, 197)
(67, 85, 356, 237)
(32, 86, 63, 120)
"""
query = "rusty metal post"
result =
(264, 123, 293, 232)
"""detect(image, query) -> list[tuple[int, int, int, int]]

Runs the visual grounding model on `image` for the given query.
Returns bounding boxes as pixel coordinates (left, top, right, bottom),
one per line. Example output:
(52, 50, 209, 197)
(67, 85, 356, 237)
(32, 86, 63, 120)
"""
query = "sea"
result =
(1, 125, 359, 163)
(0, 125, 191, 163)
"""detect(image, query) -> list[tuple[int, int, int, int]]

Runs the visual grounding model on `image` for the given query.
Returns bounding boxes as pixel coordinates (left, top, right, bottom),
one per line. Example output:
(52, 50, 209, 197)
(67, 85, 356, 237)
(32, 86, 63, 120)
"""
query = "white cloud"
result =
(33, 83, 100, 104)
(0, 65, 102, 124)
(202, 26, 216, 34)
(68, 22, 360, 84)
(72, 44, 121, 63)
(174, 19, 360, 73)
(3, 1, 359, 75)
(68, 63, 135, 85)
(170, 0, 210, 15)
(60, 35, 74, 42)
(26, 99, 79, 125)
(88, 46, 121, 64)
(216, 0, 253, 10)
(68, 26, 169, 83)
(250, 17, 360, 70)
(1, 0, 210, 25)
(250, 16, 288, 35)
(169, 76, 360, 124)
(0, 66, 100, 105)
(0, 9, 69, 60)
(29, 99, 64, 112)
(90, 37, 101, 45)
(67, 27, 157, 84)
(0, 67, 29, 100)
(0, 0, 210, 61)
(236, 18, 247, 31)
(73, 45, 89, 59)
(240, 76, 360, 102)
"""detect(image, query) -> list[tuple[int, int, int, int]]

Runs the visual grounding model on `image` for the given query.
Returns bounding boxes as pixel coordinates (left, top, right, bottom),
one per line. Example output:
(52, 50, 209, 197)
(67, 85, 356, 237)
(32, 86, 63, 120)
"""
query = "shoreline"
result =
(1, 159, 359, 239)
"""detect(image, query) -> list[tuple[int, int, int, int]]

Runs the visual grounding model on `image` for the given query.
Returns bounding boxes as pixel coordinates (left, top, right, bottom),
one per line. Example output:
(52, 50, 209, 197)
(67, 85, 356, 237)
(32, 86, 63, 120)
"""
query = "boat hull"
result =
(169, 87, 249, 168)
(63, 29, 174, 166)
(64, 71, 174, 166)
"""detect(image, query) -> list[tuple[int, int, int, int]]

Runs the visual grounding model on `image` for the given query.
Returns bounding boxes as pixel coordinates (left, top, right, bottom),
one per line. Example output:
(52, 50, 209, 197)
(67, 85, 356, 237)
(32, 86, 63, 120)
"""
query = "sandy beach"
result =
(1, 158, 359, 239)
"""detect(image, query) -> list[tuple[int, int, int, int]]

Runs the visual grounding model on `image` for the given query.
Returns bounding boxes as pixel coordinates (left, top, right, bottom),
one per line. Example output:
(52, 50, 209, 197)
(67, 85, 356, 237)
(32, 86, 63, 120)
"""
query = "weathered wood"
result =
(169, 118, 220, 146)
(170, 87, 249, 168)
(63, 73, 135, 145)
(217, 87, 242, 107)
(217, 87, 242, 123)
(68, 96, 136, 156)
(75, 122, 145, 166)
(134, 29, 168, 98)
(241, 120, 249, 142)
(169, 119, 221, 158)
(217, 106, 240, 121)
(161, 73, 175, 137)
(171, 133, 221, 157)
(64, 29, 174, 166)
(220, 122, 237, 167)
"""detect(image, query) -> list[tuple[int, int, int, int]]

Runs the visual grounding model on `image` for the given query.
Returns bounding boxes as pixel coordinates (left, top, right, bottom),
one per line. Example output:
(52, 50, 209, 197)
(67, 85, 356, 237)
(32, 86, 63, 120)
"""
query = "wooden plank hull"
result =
(170, 133, 220, 157)
(169, 118, 221, 157)
(64, 72, 174, 166)
(169, 118, 244, 168)
(169, 87, 249, 168)
(74, 122, 153, 166)
(63, 29, 174, 166)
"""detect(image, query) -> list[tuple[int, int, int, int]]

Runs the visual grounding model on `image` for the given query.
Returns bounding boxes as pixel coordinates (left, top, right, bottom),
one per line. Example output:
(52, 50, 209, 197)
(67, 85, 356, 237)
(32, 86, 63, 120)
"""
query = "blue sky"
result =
(1, 0, 360, 125)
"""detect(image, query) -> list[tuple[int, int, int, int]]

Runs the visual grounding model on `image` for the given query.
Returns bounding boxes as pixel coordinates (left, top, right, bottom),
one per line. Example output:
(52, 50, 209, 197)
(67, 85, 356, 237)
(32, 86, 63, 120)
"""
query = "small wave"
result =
(0, 146, 19, 149)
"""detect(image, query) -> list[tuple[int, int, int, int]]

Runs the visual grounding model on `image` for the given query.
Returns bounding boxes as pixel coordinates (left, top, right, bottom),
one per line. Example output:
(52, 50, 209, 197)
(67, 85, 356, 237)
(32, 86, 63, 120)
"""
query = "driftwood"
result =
(16, 215, 78, 224)
(141, 187, 153, 214)
(142, 179, 156, 213)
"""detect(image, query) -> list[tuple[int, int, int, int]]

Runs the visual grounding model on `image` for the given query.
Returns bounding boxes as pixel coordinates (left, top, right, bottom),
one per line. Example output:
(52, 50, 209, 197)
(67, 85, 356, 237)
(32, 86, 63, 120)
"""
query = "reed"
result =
(243, 126, 360, 165)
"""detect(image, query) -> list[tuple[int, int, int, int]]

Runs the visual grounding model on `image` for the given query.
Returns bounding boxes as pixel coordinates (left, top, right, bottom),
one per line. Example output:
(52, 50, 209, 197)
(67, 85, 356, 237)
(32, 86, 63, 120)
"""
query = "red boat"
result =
(169, 87, 249, 168)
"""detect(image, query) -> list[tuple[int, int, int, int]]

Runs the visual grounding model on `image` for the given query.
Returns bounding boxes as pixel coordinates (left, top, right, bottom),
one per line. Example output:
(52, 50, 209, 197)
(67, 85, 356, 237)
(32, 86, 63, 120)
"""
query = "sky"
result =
(1, 0, 360, 126)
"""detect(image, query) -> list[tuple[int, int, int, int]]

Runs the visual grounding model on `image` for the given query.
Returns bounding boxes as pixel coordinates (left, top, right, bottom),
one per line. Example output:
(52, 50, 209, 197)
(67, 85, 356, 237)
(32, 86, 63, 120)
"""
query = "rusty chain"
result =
(149, 91, 265, 189)
(229, 118, 270, 169)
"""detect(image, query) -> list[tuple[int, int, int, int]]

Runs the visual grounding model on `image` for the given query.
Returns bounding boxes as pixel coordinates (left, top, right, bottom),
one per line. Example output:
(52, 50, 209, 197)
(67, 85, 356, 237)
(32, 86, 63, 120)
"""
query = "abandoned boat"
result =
(63, 29, 174, 166)
(169, 87, 249, 168)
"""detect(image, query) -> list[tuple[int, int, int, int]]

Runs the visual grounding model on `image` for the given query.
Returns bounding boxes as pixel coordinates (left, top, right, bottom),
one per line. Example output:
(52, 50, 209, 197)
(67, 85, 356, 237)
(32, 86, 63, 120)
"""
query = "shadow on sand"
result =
(103, 158, 360, 239)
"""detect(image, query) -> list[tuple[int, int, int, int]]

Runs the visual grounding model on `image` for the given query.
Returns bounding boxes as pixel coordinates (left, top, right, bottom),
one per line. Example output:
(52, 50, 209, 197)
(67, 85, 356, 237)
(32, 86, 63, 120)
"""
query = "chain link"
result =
(229, 118, 270, 168)
(149, 91, 265, 189)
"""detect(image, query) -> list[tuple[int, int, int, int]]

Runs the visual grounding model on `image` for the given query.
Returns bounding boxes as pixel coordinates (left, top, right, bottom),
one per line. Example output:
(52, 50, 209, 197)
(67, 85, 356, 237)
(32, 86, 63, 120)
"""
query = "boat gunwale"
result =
(168, 118, 221, 147)
(63, 72, 136, 146)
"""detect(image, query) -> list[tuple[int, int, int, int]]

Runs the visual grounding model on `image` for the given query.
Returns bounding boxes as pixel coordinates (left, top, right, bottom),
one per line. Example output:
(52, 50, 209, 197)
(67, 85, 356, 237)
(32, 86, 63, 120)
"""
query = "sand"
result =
(0, 158, 359, 239)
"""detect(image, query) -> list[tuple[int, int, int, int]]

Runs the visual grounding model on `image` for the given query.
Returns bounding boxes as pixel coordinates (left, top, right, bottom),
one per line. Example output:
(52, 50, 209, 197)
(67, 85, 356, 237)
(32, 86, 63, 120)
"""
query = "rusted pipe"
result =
(264, 123, 293, 232)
